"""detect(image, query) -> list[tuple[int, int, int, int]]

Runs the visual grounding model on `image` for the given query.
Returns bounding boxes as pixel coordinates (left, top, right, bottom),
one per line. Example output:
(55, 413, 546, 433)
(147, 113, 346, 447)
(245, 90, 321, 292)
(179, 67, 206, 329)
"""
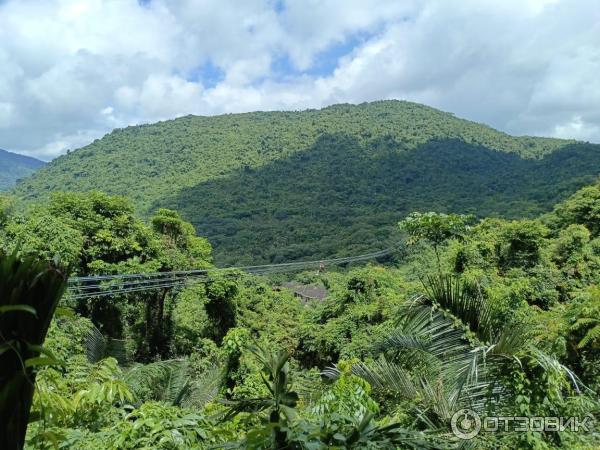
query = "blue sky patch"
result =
(271, 31, 374, 81)
(187, 61, 226, 89)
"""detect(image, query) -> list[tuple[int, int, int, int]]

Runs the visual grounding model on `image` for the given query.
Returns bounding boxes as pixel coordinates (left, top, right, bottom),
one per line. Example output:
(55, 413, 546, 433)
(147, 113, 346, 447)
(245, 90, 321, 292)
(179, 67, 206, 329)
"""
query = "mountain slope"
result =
(0, 149, 45, 191)
(14, 100, 600, 264)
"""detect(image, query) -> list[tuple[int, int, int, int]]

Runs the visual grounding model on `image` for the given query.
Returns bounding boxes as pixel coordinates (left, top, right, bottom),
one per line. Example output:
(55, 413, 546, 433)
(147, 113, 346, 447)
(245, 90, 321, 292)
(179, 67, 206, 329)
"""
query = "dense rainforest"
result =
(13, 101, 600, 264)
(0, 148, 45, 191)
(1, 176, 600, 449)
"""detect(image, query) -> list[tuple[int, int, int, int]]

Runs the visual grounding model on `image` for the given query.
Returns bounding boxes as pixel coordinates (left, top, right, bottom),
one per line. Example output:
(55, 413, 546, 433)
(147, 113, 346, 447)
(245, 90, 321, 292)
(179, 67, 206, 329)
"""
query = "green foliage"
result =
(399, 212, 473, 248)
(2, 191, 215, 363)
(2, 210, 84, 267)
(296, 266, 406, 368)
(552, 224, 591, 267)
(0, 252, 68, 449)
(399, 211, 473, 269)
(48, 191, 162, 275)
(551, 181, 600, 236)
(7, 174, 600, 449)
(123, 359, 222, 409)
(421, 274, 499, 342)
(43, 313, 95, 363)
(569, 287, 600, 350)
(235, 277, 305, 352)
(351, 274, 591, 449)
(204, 276, 239, 344)
(14, 101, 600, 264)
(550, 224, 600, 287)
(0, 194, 15, 226)
(311, 360, 380, 421)
(111, 402, 209, 450)
(226, 344, 439, 449)
(498, 219, 549, 270)
(170, 284, 210, 355)
(225, 344, 300, 448)
(152, 208, 212, 270)
(31, 358, 132, 431)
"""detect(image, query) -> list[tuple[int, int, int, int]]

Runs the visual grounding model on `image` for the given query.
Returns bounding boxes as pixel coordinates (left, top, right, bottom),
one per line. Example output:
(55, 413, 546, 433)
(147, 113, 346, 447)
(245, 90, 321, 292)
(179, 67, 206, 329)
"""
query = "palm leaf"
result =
(123, 359, 223, 407)
(181, 366, 224, 409)
(351, 357, 419, 399)
(421, 274, 499, 343)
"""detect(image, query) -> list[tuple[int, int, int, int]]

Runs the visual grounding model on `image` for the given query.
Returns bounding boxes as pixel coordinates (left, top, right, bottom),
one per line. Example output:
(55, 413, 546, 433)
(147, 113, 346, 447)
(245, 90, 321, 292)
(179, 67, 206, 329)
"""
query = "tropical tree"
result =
(226, 344, 443, 449)
(123, 359, 223, 409)
(224, 345, 299, 448)
(399, 212, 474, 270)
(346, 275, 588, 448)
(0, 194, 14, 227)
(1, 209, 84, 268)
(552, 182, 600, 236)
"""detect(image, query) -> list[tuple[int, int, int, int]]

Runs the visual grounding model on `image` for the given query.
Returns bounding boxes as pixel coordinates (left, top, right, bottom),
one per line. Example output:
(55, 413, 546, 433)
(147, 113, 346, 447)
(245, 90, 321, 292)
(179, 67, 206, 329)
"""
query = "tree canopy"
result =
(0, 181, 598, 449)
(13, 101, 600, 264)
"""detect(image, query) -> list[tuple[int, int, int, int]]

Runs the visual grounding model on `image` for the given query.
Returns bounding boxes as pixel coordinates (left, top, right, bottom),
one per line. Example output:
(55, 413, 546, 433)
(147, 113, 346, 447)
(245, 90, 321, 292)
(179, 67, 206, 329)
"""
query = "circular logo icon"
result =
(451, 409, 481, 440)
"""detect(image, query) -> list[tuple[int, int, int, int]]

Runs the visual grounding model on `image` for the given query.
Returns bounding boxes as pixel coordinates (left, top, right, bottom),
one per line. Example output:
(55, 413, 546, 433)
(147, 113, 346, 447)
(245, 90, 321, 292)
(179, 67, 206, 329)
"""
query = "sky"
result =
(0, 0, 599, 161)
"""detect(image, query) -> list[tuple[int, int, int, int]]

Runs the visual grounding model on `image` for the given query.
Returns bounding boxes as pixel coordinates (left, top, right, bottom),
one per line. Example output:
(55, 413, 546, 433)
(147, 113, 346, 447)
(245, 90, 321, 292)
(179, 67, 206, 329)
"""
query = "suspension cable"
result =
(66, 241, 402, 299)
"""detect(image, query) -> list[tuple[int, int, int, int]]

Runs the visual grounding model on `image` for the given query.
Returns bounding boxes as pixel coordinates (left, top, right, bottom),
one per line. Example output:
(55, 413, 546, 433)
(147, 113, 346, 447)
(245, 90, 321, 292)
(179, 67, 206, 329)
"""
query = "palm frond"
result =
(180, 365, 224, 409)
(123, 359, 182, 402)
(85, 324, 128, 364)
(345, 411, 449, 449)
(421, 274, 500, 343)
(362, 299, 511, 422)
(85, 324, 107, 363)
(124, 358, 224, 408)
(487, 321, 529, 357)
(381, 306, 470, 364)
(164, 360, 192, 406)
(352, 357, 419, 399)
(528, 347, 583, 394)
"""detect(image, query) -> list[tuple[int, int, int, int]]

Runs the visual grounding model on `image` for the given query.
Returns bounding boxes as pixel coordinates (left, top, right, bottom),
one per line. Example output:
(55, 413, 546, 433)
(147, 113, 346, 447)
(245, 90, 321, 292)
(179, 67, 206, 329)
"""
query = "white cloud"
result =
(553, 116, 600, 142)
(278, 0, 417, 69)
(0, 102, 16, 128)
(0, 0, 598, 160)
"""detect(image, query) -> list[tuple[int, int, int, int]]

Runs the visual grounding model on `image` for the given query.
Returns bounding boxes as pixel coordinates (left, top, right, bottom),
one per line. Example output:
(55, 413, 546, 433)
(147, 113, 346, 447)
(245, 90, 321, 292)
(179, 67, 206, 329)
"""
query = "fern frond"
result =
(578, 325, 600, 349)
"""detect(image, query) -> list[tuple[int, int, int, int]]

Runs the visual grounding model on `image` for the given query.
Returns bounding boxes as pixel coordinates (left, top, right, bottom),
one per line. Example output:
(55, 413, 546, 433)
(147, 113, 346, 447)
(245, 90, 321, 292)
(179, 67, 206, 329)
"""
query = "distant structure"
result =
(280, 282, 328, 303)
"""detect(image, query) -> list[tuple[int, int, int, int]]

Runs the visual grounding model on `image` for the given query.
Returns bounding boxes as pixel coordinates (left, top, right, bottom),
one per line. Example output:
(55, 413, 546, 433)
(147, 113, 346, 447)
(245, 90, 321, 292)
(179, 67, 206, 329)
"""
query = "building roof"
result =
(294, 285, 328, 300)
(281, 282, 328, 301)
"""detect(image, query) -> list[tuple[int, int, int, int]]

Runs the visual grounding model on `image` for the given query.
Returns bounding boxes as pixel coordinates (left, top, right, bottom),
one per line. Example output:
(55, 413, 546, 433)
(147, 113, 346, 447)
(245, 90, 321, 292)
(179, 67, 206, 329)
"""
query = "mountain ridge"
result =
(0, 148, 45, 191)
(13, 100, 600, 264)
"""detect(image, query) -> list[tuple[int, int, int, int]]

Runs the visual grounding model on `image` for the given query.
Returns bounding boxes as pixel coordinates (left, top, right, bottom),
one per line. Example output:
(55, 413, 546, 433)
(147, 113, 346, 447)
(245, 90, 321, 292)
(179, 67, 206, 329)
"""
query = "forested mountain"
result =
(14, 100, 600, 264)
(0, 148, 45, 191)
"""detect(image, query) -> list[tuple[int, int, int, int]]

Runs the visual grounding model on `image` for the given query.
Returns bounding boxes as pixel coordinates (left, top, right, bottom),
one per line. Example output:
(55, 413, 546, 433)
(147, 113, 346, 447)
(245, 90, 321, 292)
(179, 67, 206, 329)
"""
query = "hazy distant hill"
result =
(0, 148, 45, 191)
(14, 100, 600, 264)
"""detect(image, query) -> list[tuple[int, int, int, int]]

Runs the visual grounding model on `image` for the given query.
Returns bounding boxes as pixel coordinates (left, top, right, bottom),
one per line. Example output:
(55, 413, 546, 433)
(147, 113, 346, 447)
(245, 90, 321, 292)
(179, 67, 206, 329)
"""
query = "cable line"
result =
(67, 241, 402, 299)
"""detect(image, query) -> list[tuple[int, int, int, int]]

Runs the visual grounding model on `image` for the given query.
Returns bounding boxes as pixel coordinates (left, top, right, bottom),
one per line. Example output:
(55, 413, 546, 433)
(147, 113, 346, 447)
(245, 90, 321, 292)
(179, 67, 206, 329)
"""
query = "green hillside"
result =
(14, 100, 600, 264)
(0, 148, 45, 191)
